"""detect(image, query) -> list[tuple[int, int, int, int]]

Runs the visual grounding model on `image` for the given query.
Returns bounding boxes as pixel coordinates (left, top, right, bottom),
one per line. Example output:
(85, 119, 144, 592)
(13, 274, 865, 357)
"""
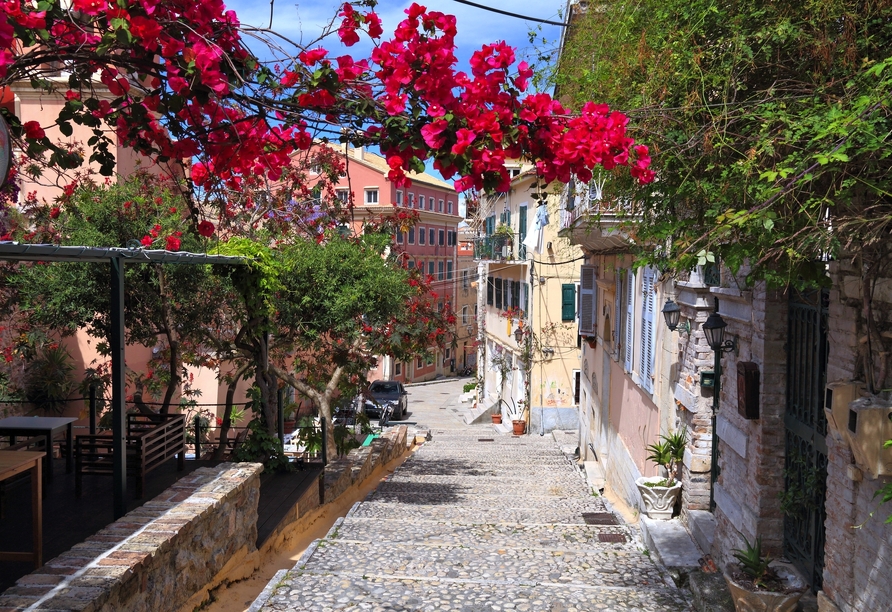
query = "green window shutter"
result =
(487, 277, 494, 305)
(562, 284, 576, 321)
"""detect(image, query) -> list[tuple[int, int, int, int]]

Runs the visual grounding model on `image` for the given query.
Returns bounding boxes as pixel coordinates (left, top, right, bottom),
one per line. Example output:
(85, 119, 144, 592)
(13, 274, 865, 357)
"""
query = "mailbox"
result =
(847, 397, 892, 479)
(736, 361, 760, 419)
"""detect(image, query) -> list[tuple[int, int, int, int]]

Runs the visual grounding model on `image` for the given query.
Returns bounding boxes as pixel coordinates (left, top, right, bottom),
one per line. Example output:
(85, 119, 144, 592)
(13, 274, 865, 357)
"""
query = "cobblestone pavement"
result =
(253, 379, 692, 611)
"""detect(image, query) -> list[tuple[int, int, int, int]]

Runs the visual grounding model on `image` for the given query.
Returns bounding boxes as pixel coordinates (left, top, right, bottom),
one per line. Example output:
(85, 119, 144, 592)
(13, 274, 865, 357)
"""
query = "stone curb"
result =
(246, 569, 289, 612)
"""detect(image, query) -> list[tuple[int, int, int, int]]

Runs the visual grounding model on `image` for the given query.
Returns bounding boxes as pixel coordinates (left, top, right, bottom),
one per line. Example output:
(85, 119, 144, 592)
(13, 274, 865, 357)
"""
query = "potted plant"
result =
(491, 223, 513, 258)
(636, 428, 687, 519)
(506, 398, 526, 435)
(724, 536, 806, 612)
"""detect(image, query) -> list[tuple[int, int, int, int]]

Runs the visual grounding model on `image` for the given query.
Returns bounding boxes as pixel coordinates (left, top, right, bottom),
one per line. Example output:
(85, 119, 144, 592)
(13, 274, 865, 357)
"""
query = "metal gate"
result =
(784, 289, 829, 591)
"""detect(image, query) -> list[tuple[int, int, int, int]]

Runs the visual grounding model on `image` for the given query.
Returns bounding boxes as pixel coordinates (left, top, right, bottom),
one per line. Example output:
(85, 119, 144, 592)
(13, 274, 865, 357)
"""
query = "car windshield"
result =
(369, 382, 399, 394)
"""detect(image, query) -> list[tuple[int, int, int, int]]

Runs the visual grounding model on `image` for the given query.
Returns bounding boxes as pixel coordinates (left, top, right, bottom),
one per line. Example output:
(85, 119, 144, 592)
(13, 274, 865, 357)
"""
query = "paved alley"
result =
(251, 380, 692, 611)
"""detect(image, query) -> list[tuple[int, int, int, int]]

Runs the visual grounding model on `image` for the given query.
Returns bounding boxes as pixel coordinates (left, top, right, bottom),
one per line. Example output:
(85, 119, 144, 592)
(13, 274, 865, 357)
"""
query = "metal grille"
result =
(784, 289, 829, 592)
(582, 512, 618, 525)
(597, 533, 626, 543)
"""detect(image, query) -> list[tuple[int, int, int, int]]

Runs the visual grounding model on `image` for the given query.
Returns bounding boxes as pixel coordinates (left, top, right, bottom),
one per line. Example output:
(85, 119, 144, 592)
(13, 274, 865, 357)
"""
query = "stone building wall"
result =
(819, 260, 892, 612)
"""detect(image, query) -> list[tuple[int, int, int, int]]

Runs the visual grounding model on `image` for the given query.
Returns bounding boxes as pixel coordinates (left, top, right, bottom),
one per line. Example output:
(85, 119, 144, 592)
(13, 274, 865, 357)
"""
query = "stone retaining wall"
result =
(0, 463, 263, 612)
(1, 426, 411, 612)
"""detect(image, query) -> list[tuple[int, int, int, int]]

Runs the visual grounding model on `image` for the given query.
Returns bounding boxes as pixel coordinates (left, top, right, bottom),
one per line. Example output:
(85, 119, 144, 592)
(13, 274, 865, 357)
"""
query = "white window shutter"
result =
(624, 269, 635, 372)
(579, 265, 596, 336)
(640, 267, 656, 393)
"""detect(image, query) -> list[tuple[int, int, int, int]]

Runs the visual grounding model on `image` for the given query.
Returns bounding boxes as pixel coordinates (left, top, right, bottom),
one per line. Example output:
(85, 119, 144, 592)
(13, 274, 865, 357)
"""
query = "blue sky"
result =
(225, 0, 567, 83)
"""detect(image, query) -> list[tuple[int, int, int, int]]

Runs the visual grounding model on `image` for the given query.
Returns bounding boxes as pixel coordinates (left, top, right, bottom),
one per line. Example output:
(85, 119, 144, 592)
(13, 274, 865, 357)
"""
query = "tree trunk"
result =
(213, 364, 250, 460)
(271, 363, 344, 463)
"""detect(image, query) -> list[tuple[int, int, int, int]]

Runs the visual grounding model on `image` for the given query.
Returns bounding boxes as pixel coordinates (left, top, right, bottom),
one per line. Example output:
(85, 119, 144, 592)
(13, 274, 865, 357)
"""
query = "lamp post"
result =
(701, 297, 737, 512)
(661, 298, 691, 335)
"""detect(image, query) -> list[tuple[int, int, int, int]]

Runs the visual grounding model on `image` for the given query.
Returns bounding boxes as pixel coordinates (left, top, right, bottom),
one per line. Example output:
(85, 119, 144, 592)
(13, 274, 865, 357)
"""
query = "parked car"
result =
(362, 380, 408, 421)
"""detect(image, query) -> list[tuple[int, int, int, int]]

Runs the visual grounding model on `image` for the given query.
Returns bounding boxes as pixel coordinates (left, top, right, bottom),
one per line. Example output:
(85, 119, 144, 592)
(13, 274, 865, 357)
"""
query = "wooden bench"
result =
(75, 413, 185, 498)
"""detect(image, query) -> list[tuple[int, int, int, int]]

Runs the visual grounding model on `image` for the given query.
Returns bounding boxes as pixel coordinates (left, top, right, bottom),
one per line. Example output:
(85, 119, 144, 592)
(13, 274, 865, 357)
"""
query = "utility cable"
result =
(450, 0, 567, 27)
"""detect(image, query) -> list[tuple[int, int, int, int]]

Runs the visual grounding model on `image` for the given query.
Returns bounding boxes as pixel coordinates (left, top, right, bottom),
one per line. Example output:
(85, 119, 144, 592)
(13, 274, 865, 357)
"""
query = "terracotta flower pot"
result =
(512, 420, 526, 435)
(724, 571, 805, 612)
(491, 413, 502, 424)
(635, 476, 682, 520)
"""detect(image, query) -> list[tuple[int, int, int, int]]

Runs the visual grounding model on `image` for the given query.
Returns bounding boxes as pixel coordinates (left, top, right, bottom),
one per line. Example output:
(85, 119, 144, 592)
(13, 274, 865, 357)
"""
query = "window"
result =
(487, 277, 494, 305)
(447, 260, 453, 280)
(429, 228, 435, 245)
(365, 189, 379, 204)
(445, 348, 450, 359)
(639, 267, 657, 393)
(518, 205, 527, 259)
(439, 229, 445, 246)
(438, 261, 444, 280)
(495, 278, 503, 309)
(623, 269, 636, 372)
(419, 226, 426, 245)
(428, 261, 435, 276)
(408, 228, 415, 244)
(561, 284, 576, 321)
(573, 370, 581, 404)
(395, 362, 402, 376)
(512, 280, 519, 308)
(438, 199, 444, 212)
(417, 357, 424, 368)
(579, 265, 597, 336)
(396, 191, 403, 206)
(419, 195, 425, 210)
(447, 201, 454, 214)
(408, 260, 415, 269)
(437, 300, 444, 312)
(447, 231, 454, 246)
(397, 232, 404, 244)
(409, 193, 415, 208)
(336, 189, 350, 203)
(428, 196, 434, 211)
(462, 306, 469, 325)
(520, 282, 528, 315)
(462, 269, 469, 288)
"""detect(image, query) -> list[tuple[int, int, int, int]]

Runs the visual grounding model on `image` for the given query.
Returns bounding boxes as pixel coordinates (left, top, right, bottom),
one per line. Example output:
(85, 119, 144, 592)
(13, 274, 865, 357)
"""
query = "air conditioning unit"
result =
(847, 397, 892, 479)
(824, 381, 868, 442)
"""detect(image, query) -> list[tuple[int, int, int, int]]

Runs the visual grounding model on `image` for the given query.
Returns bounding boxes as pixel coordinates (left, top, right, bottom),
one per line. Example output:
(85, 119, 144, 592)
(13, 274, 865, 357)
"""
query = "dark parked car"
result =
(362, 380, 408, 421)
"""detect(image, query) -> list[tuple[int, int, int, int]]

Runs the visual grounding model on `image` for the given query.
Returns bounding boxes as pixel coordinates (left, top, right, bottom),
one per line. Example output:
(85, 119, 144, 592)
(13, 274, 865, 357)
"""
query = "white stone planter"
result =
(635, 476, 682, 520)
(724, 571, 805, 612)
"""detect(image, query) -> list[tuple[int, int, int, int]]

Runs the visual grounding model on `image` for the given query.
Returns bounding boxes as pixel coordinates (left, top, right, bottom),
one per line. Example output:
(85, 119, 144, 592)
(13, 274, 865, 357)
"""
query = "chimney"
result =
(354, 147, 364, 161)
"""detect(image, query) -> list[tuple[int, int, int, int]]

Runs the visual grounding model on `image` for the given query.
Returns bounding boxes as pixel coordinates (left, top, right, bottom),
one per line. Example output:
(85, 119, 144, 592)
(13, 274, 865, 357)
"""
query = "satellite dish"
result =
(0, 115, 10, 188)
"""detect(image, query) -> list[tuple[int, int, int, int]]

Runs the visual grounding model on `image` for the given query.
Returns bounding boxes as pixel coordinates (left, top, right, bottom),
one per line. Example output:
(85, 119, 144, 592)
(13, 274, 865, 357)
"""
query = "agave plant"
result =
(732, 536, 779, 589)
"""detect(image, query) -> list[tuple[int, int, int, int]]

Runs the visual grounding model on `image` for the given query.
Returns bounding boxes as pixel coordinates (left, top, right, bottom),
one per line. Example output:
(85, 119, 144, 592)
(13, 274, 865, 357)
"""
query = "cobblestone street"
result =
(251, 379, 693, 611)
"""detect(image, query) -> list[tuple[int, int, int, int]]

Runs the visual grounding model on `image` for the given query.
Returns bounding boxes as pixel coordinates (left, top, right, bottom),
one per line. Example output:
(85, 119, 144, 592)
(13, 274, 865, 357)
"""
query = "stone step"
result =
(330, 517, 637, 552)
(366, 486, 601, 509)
(259, 571, 694, 611)
(376, 478, 590, 497)
(348, 498, 609, 524)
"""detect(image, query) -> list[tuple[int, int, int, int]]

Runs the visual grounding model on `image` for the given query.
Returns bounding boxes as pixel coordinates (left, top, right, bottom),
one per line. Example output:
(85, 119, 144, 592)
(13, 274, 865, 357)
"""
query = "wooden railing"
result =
(75, 414, 185, 499)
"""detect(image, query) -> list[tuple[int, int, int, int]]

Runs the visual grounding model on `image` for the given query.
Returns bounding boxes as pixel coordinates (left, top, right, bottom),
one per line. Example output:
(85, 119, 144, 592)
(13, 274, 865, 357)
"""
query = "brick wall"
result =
(0, 463, 263, 612)
(819, 260, 892, 612)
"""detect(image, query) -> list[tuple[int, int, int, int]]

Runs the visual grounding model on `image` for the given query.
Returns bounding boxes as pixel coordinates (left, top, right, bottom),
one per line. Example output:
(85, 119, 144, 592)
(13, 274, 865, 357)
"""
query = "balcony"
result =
(473, 234, 526, 261)
(558, 191, 635, 252)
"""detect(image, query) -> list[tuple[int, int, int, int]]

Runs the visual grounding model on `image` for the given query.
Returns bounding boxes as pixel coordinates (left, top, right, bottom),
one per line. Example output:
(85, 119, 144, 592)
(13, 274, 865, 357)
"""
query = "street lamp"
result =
(513, 325, 524, 343)
(702, 297, 737, 512)
(661, 298, 691, 335)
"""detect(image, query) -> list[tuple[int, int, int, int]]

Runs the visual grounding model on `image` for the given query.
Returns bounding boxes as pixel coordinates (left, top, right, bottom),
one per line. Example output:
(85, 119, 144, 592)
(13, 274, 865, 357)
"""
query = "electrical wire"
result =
(449, 0, 567, 27)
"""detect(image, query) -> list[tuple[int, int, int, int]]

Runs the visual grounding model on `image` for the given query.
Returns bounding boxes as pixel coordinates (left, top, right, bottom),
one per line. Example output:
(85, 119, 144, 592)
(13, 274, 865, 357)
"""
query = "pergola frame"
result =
(0, 242, 245, 518)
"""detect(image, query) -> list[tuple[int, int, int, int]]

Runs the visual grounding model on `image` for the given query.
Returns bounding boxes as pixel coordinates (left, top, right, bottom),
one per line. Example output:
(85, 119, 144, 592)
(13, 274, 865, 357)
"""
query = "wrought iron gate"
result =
(784, 289, 829, 591)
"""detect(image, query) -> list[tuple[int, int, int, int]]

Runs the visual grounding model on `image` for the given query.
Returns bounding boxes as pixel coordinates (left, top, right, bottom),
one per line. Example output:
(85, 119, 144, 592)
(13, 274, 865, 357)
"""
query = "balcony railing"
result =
(473, 234, 526, 261)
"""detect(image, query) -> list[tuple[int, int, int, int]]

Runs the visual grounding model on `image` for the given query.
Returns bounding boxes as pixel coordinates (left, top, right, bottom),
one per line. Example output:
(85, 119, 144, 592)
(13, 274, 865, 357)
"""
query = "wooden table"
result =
(0, 416, 77, 482)
(0, 450, 44, 568)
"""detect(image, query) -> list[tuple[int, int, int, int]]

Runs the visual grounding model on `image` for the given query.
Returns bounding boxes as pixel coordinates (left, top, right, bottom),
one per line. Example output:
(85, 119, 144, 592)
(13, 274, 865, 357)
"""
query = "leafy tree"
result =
(555, 0, 892, 395)
(10, 172, 224, 413)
